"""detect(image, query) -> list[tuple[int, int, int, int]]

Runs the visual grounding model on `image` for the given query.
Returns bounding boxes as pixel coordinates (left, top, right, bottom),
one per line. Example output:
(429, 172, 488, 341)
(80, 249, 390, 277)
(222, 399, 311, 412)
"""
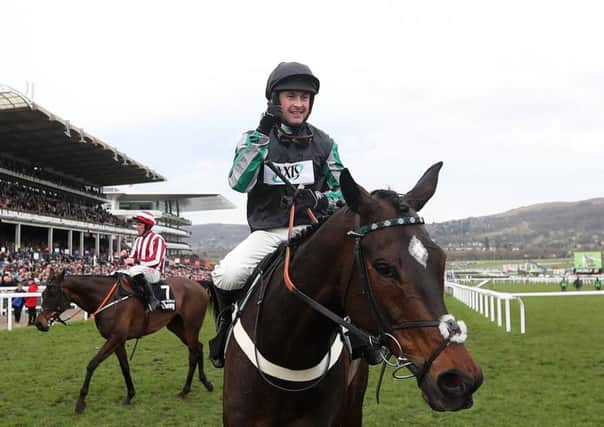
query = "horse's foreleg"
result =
(178, 342, 199, 398)
(197, 341, 214, 392)
(75, 336, 124, 414)
(115, 344, 136, 405)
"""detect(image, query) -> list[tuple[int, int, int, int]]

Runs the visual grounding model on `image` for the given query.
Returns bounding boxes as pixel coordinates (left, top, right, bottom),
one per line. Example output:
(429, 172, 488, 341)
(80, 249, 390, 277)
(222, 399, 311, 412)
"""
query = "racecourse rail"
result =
(445, 281, 604, 334)
(3, 283, 604, 334)
(0, 285, 171, 331)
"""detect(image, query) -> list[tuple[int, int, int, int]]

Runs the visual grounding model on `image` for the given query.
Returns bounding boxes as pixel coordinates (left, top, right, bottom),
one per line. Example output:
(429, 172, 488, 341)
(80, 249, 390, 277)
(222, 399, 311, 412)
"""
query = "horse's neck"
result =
(289, 212, 354, 302)
(64, 276, 116, 313)
(255, 210, 355, 360)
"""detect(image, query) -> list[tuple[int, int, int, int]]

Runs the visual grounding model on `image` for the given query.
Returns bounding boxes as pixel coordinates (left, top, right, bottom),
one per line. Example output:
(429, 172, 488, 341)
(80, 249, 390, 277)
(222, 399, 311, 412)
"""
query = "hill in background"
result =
(427, 197, 604, 260)
(186, 223, 249, 260)
(187, 198, 604, 260)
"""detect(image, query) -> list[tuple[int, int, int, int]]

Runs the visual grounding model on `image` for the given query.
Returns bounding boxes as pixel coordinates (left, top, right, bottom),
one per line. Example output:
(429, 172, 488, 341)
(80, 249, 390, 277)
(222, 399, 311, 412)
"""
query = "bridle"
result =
(344, 213, 467, 399)
(266, 161, 467, 393)
(282, 211, 467, 391)
(41, 276, 123, 326)
(41, 282, 71, 326)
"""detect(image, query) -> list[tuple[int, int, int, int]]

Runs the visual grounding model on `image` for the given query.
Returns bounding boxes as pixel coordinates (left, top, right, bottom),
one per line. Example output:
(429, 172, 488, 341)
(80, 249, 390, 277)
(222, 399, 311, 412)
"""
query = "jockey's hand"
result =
(294, 189, 328, 211)
(256, 100, 282, 135)
(125, 257, 135, 266)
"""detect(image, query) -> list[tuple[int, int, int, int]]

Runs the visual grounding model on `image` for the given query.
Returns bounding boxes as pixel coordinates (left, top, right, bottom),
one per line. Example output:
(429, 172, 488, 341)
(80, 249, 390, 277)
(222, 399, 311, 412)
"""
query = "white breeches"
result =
(212, 226, 307, 291)
(124, 265, 161, 284)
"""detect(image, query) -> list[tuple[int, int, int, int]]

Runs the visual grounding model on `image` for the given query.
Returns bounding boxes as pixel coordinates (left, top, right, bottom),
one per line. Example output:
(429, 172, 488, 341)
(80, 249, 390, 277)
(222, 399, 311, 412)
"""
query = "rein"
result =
(90, 281, 119, 317)
(279, 201, 467, 397)
(263, 161, 467, 396)
(44, 277, 127, 326)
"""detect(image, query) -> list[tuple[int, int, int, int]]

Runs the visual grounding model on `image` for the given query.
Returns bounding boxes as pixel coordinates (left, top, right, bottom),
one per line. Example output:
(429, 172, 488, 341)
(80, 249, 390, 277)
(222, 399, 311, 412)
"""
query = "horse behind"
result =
(221, 162, 483, 426)
(35, 270, 214, 413)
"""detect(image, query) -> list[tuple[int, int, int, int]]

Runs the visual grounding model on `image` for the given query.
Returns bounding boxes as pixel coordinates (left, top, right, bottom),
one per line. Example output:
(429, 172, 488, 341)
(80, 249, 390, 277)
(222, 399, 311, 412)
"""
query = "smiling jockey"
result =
(209, 61, 347, 368)
(125, 211, 166, 312)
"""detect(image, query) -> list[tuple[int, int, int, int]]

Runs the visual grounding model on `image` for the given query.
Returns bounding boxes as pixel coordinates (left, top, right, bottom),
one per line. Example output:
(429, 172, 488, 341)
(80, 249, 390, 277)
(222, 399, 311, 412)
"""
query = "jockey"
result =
(209, 61, 347, 368)
(125, 211, 166, 312)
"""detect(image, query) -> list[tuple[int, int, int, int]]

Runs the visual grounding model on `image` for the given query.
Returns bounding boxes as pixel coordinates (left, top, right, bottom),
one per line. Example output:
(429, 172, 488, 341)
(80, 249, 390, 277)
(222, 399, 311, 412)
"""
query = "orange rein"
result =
(90, 281, 119, 317)
(283, 205, 318, 292)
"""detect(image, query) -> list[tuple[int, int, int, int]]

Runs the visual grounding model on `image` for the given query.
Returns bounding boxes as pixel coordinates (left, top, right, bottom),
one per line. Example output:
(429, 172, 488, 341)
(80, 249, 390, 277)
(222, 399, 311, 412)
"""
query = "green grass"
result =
(448, 258, 573, 270)
(2, 294, 604, 426)
(481, 280, 602, 293)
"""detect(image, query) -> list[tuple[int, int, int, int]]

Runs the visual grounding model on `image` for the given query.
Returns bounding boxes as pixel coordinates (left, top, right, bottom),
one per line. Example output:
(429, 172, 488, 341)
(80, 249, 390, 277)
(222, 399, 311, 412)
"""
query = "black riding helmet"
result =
(265, 62, 320, 120)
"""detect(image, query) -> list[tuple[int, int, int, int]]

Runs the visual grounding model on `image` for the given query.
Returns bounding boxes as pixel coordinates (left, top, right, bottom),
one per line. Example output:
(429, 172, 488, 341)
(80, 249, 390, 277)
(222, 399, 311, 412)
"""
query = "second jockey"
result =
(125, 211, 166, 312)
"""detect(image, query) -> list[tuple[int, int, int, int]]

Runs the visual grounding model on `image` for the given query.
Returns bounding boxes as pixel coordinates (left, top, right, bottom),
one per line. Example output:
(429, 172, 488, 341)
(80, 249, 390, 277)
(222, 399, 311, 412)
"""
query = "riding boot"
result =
(209, 288, 242, 368)
(132, 274, 160, 312)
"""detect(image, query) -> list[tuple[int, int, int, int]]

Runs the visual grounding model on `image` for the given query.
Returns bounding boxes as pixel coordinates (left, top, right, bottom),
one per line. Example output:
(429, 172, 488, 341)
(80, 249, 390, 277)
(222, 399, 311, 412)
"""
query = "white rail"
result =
(1, 286, 170, 331)
(445, 281, 604, 334)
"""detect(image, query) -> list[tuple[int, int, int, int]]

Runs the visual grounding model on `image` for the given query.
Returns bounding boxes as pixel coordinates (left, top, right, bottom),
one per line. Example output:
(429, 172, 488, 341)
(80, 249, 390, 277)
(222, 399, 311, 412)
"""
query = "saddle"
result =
(117, 274, 176, 311)
(239, 243, 287, 302)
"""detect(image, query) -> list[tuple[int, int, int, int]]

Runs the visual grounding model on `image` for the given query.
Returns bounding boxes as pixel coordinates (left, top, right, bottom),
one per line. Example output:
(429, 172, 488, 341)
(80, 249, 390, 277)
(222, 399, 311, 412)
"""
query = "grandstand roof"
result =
(0, 86, 165, 186)
(106, 192, 236, 211)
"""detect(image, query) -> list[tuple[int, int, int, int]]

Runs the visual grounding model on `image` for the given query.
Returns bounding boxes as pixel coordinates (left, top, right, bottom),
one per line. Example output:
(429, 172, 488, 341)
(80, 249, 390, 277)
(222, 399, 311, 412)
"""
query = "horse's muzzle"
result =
(423, 369, 484, 411)
(34, 315, 50, 332)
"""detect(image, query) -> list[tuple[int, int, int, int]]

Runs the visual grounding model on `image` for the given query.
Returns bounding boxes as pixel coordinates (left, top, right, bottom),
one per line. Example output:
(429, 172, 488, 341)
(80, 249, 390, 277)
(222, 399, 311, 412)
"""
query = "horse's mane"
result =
(290, 191, 408, 249)
(66, 274, 117, 280)
(288, 214, 330, 249)
(370, 189, 410, 214)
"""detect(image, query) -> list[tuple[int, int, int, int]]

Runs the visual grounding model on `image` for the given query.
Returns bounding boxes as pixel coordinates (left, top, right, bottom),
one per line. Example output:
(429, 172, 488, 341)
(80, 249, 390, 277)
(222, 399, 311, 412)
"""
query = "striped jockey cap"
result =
(132, 211, 156, 227)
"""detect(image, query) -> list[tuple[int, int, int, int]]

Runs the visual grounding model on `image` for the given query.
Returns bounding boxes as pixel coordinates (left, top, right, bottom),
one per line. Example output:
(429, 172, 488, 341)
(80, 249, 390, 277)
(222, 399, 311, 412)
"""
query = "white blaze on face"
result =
(409, 235, 428, 268)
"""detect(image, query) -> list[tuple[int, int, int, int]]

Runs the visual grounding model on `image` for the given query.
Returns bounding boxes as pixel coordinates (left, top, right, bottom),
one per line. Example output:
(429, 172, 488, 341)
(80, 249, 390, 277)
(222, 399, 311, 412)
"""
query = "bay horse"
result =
(35, 271, 214, 413)
(220, 162, 483, 426)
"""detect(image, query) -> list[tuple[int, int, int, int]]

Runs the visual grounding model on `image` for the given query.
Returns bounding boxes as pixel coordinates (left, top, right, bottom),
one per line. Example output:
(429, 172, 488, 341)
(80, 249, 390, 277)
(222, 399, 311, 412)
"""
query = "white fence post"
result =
(505, 299, 511, 332)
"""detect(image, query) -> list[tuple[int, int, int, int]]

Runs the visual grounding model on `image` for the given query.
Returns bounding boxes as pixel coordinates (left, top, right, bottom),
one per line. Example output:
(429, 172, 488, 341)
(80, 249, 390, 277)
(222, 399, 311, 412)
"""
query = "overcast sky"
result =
(3, 1, 604, 225)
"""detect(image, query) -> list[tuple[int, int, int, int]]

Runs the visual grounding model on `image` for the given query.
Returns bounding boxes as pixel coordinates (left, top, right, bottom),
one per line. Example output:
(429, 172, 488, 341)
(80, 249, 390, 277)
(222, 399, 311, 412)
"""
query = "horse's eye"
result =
(373, 262, 399, 281)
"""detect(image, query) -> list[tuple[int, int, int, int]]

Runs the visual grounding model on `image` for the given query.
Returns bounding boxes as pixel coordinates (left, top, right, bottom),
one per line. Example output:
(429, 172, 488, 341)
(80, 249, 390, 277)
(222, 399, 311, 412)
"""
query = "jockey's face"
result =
(135, 221, 146, 236)
(279, 90, 311, 126)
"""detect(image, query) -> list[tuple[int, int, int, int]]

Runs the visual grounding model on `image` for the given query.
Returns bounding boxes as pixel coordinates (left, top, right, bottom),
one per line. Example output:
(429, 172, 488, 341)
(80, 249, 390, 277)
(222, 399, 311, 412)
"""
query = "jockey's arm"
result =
(320, 141, 346, 207)
(228, 131, 270, 193)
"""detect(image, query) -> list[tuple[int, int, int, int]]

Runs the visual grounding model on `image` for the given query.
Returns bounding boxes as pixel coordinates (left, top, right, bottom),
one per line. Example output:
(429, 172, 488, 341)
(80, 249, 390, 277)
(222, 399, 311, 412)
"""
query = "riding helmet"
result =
(265, 62, 320, 100)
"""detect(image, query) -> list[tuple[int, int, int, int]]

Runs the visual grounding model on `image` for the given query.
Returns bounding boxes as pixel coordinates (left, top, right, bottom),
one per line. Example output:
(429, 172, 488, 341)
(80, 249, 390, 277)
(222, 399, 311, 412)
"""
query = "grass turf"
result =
(1, 291, 603, 426)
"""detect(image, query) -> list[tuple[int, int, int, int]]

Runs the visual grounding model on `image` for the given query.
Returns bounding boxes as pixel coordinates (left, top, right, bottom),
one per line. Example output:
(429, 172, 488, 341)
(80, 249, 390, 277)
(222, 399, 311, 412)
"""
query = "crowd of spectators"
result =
(0, 178, 127, 226)
(0, 156, 104, 197)
(0, 244, 213, 288)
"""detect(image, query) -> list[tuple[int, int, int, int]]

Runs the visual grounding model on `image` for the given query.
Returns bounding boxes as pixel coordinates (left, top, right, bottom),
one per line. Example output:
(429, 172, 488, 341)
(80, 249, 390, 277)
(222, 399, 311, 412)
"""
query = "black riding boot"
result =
(209, 288, 242, 368)
(132, 274, 160, 312)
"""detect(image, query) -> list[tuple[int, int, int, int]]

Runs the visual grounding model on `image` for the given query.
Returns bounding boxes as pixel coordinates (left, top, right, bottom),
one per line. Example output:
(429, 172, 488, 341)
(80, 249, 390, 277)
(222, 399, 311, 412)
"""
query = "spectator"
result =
(25, 279, 39, 325)
(12, 282, 26, 323)
(573, 276, 583, 290)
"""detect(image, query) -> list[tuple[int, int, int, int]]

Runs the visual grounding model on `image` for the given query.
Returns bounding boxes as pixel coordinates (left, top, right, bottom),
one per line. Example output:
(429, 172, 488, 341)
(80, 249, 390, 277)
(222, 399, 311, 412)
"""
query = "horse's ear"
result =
(47, 268, 55, 281)
(340, 169, 362, 213)
(401, 161, 443, 212)
(57, 269, 66, 283)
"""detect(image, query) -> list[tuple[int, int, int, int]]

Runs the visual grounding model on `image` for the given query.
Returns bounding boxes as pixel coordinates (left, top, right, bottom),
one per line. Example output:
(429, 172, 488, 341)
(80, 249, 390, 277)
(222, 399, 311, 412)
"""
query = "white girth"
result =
(231, 316, 344, 382)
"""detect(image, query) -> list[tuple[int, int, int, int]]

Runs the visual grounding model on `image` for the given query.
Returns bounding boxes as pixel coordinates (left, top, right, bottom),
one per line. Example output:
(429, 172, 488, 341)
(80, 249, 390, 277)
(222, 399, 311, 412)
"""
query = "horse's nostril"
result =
(437, 372, 467, 397)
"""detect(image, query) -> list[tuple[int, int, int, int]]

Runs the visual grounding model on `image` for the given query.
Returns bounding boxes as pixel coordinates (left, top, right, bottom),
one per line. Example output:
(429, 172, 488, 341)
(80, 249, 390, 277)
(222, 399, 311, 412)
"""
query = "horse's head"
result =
(339, 162, 482, 411)
(35, 269, 71, 332)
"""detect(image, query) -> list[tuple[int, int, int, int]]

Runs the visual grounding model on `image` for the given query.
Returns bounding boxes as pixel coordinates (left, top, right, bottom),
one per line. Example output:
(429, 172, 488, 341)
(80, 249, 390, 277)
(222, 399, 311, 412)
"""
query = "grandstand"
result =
(0, 85, 234, 259)
(104, 190, 235, 255)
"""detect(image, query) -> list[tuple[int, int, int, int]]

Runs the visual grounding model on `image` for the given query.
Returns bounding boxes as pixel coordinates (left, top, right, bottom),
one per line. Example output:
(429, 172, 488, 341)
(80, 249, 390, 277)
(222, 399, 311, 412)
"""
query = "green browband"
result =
(353, 216, 425, 238)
